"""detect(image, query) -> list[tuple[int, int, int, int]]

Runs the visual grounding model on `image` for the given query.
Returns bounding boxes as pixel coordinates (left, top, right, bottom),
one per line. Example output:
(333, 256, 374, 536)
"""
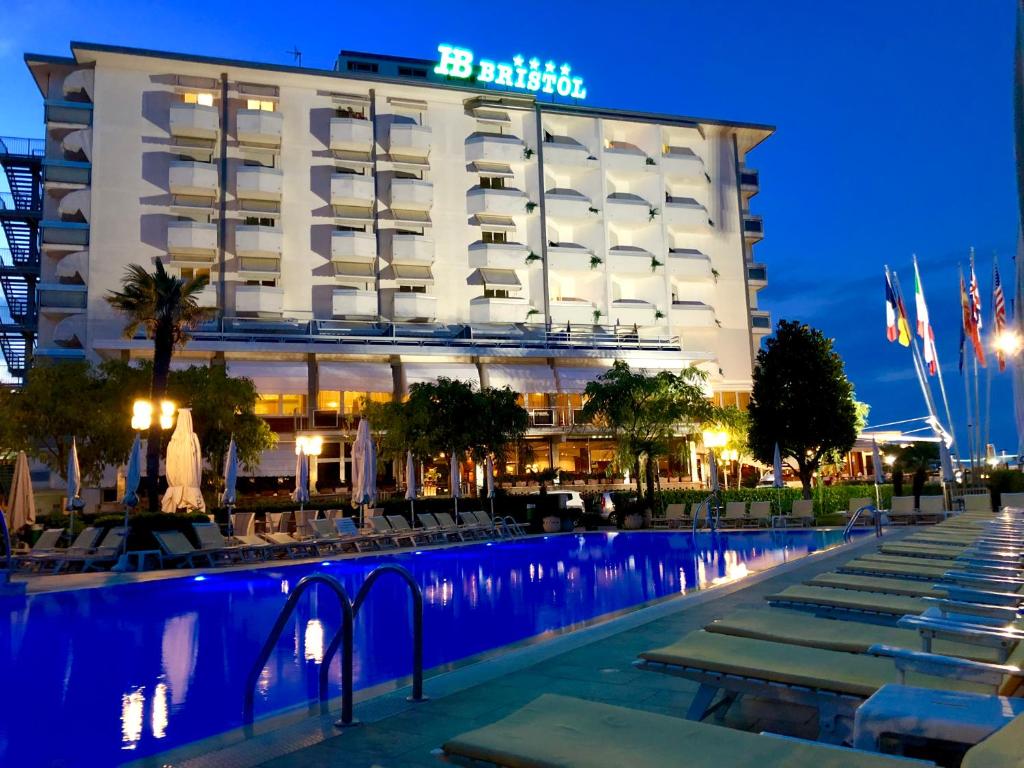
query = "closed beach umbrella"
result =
(939, 441, 955, 484)
(707, 450, 720, 493)
(351, 419, 377, 507)
(450, 452, 461, 499)
(124, 434, 142, 508)
(161, 408, 205, 513)
(221, 437, 238, 507)
(293, 444, 310, 507)
(872, 439, 885, 485)
(772, 442, 784, 489)
(66, 438, 85, 539)
(404, 450, 416, 501)
(7, 451, 36, 531)
(485, 455, 495, 498)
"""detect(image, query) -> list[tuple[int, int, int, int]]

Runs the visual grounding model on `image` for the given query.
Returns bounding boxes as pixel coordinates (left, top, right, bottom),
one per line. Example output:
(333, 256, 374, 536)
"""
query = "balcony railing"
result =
(182, 318, 683, 352)
(0, 136, 45, 157)
(527, 407, 590, 429)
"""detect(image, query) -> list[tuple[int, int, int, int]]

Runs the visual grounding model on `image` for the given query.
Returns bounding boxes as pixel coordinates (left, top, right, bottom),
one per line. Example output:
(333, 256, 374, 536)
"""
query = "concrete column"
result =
(689, 440, 699, 483)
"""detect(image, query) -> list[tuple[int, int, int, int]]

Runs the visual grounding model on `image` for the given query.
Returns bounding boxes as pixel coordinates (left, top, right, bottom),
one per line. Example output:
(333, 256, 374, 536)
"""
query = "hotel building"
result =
(4, 41, 772, 490)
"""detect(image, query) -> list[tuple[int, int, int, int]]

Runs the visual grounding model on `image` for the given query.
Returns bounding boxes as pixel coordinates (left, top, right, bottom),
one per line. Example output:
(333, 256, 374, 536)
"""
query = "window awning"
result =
(227, 361, 308, 395)
(468, 268, 521, 289)
(332, 261, 375, 279)
(381, 264, 433, 285)
(379, 209, 432, 229)
(332, 204, 374, 222)
(469, 213, 516, 231)
(467, 161, 514, 178)
(486, 364, 556, 394)
(318, 361, 394, 393)
(554, 366, 606, 394)
(402, 362, 480, 391)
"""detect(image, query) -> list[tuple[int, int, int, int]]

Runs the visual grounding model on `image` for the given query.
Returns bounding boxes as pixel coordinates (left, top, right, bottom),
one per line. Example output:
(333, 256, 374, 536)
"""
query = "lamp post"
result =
(295, 434, 323, 494)
(701, 429, 728, 487)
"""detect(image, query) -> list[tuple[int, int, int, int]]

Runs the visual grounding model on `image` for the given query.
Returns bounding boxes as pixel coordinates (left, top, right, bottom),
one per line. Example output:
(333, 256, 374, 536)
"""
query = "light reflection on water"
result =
(9, 529, 862, 766)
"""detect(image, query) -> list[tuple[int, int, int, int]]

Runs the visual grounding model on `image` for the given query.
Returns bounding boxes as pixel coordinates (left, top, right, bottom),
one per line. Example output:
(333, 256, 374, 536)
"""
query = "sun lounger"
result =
(807, 572, 951, 598)
(304, 518, 353, 552)
(434, 512, 468, 541)
(840, 557, 953, 580)
(388, 514, 434, 546)
(231, 512, 256, 537)
(336, 516, 391, 550)
(457, 512, 492, 539)
(14, 527, 78, 571)
(917, 495, 947, 523)
(720, 501, 746, 528)
(1002, 493, 1024, 510)
(436, 693, 932, 767)
(12, 528, 64, 564)
(652, 503, 686, 529)
(767, 584, 929, 620)
(51, 527, 127, 573)
(233, 534, 279, 559)
(888, 496, 916, 525)
(747, 501, 772, 528)
(635, 629, 1019, 742)
(465, 510, 502, 538)
(788, 498, 815, 527)
(961, 493, 993, 513)
(260, 532, 318, 558)
(193, 522, 252, 562)
(153, 530, 226, 567)
(473, 510, 524, 537)
(363, 516, 401, 548)
(265, 511, 291, 533)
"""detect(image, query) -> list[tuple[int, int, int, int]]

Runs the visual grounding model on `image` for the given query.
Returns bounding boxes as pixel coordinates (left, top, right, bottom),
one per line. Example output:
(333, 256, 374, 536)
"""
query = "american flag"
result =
(994, 258, 1007, 371)
(969, 259, 983, 331)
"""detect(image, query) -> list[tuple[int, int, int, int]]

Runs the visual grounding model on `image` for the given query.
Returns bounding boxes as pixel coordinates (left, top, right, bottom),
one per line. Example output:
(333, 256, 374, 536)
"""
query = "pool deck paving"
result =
(167, 528, 903, 768)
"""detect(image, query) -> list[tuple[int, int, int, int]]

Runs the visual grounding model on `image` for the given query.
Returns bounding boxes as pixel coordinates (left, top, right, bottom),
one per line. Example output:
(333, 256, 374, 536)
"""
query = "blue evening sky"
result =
(0, 0, 1018, 451)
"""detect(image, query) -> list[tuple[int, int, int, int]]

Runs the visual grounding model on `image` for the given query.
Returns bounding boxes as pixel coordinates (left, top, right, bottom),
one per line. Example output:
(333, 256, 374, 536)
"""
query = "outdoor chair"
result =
(961, 493, 993, 513)
(265, 511, 291, 533)
(747, 501, 772, 528)
(474, 510, 523, 537)
(307, 518, 351, 552)
(59, 527, 128, 573)
(153, 530, 224, 568)
(787, 498, 814, 526)
(1003, 493, 1024, 510)
(13, 528, 71, 570)
(686, 501, 708, 527)
(847, 497, 874, 523)
(456, 512, 491, 539)
(232, 533, 278, 560)
(418, 513, 460, 542)
(467, 510, 503, 537)
(293, 509, 316, 539)
(888, 496, 917, 525)
(720, 502, 747, 528)
(652, 504, 686, 529)
(193, 522, 252, 562)
(916, 495, 947, 523)
(434, 512, 468, 542)
(334, 516, 390, 551)
(259, 532, 318, 558)
(436, 692, 1017, 767)
(231, 512, 255, 537)
(386, 514, 434, 546)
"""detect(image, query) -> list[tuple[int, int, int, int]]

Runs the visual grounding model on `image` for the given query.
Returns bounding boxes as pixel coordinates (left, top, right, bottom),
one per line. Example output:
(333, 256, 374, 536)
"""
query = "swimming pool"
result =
(2, 528, 863, 766)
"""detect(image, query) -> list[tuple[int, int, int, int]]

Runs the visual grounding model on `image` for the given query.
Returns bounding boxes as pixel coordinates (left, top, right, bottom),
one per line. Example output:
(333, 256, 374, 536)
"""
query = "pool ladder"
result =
(844, 504, 882, 541)
(691, 493, 721, 534)
(242, 564, 425, 729)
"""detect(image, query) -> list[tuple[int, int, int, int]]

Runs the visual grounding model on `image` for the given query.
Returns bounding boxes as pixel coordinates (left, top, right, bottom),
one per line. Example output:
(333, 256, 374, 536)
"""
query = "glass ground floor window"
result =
(316, 390, 391, 414)
(254, 393, 306, 416)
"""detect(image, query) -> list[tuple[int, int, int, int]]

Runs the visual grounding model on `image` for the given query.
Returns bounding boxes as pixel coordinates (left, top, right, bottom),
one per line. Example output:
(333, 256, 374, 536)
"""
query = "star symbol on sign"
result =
(528, 58, 540, 70)
(513, 55, 524, 67)
(544, 61, 556, 73)
(560, 64, 572, 77)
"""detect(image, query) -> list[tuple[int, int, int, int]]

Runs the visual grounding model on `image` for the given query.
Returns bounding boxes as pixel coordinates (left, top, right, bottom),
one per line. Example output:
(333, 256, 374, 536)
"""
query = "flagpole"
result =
(912, 255, 959, 457)
(891, 269, 945, 442)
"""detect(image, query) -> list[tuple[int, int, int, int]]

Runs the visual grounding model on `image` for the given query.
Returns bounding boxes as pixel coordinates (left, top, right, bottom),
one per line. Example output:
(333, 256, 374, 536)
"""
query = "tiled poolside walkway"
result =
(221, 531, 897, 768)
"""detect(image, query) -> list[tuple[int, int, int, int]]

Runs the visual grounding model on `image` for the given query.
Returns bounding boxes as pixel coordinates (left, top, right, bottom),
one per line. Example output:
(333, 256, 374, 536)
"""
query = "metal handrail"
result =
(242, 573, 354, 727)
(341, 564, 425, 704)
(0, 507, 12, 585)
(692, 493, 721, 533)
(844, 504, 882, 541)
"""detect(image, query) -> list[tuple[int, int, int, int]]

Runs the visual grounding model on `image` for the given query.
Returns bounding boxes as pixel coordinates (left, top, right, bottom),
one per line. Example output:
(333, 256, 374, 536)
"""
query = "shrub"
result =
(989, 470, 1024, 507)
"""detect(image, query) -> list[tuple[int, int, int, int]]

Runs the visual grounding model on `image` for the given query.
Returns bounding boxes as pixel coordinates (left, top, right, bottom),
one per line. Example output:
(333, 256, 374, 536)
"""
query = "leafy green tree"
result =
(106, 259, 215, 510)
(470, 386, 528, 466)
(582, 361, 714, 509)
(707, 405, 750, 489)
(748, 320, 858, 499)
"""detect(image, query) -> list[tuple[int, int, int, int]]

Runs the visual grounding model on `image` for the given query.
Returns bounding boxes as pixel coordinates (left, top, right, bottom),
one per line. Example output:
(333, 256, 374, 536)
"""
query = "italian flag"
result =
(913, 259, 938, 375)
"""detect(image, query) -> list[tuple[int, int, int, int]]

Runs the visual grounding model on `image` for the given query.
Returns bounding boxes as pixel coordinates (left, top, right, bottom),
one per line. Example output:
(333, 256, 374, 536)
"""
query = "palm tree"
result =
(106, 259, 214, 510)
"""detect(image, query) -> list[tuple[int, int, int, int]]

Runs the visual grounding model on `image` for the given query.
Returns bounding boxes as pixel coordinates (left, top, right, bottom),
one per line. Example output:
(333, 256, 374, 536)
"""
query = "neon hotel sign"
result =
(434, 44, 587, 100)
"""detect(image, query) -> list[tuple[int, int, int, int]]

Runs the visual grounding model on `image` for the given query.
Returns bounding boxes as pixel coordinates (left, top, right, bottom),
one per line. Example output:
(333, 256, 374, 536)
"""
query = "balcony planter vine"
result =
(648, 206, 660, 222)
(589, 254, 603, 270)
(525, 251, 541, 265)
(592, 309, 602, 325)
(525, 201, 537, 214)
(654, 309, 665, 320)
(645, 157, 656, 166)
(526, 308, 540, 322)
(588, 206, 600, 214)
(523, 147, 535, 160)
(711, 267, 720, 283)
(649, 256, 664, 272)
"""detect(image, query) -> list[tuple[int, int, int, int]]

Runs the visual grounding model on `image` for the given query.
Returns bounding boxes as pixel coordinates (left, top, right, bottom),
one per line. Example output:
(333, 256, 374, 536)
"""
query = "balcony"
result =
(466, 186, 527, 216)
(235, 284, 284, 316)
(387, 122, 432, 158)
(167, 221, 217, 260)
(751, 310, 772, 334)
(41, 220, 89, 247)
(61, 128, 92, 162)
(62, 69, 94, 101)
(330, 173, 375, 207)
(549, 298, 597, 326)
(169, 161, 218, 198)
(743, 214, 764, 242)
(609, 299, 657, 327)
(607, 245, 655, 274)
(669, 249, 713, 281)
(331, 230, 376, 262)
(470, 295, 533, 324)
(392, 291, 437, 320)
(747, 263, 767, 288)
(390, 234, 434, 264)
(236, 166, 283, 202)
(468, 241, 531, 269)
(38, 282, 87, 314)
(236, 109, 283, 147)
(671, 300, 716, 328)
(333, 287, 378, 319)
(44, 99, 92, 127)
(664, 197, 709, 232)
(662, 147, 705, 184)
(51, 313, 87, 348)
(54, 250, 88, 283)
(194, 285, 218, 308)
(58, 189, 90, 222)
(605, 193, 653, 227)
(43, 159, 91, 187)
(545, 188, 593, 221)
(547, 242, 597, 272)
(542, 136, 595, 169)
(604, 141, 653, 175)
(465, 132, 524, 164)
(390, 178, 433, 211)
(740, 167, 759, 198)
(235, 225, 282, 258)
(169, 104, 219, 141)
(330, 117, 373, 153)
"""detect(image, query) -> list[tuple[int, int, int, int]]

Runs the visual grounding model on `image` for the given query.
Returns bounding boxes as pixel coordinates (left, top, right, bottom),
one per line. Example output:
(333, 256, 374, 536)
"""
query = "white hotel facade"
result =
(11, 42, 772, 490)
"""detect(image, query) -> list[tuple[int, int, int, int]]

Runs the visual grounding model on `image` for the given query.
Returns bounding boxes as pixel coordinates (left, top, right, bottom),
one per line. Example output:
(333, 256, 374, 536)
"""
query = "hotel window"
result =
(335, 224, 366, 233)
(335, 106, 365, 119)
(398, 66, 428, 78)
(347, 61, 379, 73)
(246, 98, 276, 112)
(183, 92, 214, 107)
(398, 284, 426, 294)
(317, 390, 342, 411)
(245, 279, 277, 287)
(479, 176, 506, 190)
(484, 288, 510, 299)
(481, 230, 508, 244)
(243, 157, 275, 168)
(244, 216, 276, 227)
(179, 267, 210, 281)
(255, 394, 306, 416)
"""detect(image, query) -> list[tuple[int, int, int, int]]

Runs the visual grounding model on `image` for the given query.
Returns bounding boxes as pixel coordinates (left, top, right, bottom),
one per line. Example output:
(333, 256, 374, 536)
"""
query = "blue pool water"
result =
(2, 529, 861, 766)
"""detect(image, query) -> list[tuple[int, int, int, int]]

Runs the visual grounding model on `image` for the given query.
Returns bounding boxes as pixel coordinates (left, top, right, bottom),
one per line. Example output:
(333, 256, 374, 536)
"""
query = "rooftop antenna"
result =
(286, 46, 302, 66)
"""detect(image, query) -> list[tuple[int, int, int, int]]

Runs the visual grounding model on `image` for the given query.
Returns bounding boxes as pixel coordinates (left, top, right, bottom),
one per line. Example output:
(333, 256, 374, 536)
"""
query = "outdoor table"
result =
(853, 683, 1024, 752)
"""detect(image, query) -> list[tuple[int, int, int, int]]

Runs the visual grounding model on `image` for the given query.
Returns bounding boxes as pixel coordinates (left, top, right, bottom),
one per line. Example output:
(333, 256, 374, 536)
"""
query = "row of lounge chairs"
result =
(14, 526, 126, 573)
(437, 503, 1024, 766)
(652, 500, 814, 529)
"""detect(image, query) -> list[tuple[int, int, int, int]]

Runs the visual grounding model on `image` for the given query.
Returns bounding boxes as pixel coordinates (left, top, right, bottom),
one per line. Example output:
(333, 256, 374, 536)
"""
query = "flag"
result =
(912, 258, 938, 375)
(884, 270, 911, 346)
(994, 256, 1007, 372)
(968, 256, 986, 366)
(959, 270, 970, 373)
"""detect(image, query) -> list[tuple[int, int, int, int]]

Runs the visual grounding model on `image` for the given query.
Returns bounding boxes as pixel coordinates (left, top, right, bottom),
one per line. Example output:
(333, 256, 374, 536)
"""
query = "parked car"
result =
(545, 490, 585, 511)
(597, 492, 616, 519)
